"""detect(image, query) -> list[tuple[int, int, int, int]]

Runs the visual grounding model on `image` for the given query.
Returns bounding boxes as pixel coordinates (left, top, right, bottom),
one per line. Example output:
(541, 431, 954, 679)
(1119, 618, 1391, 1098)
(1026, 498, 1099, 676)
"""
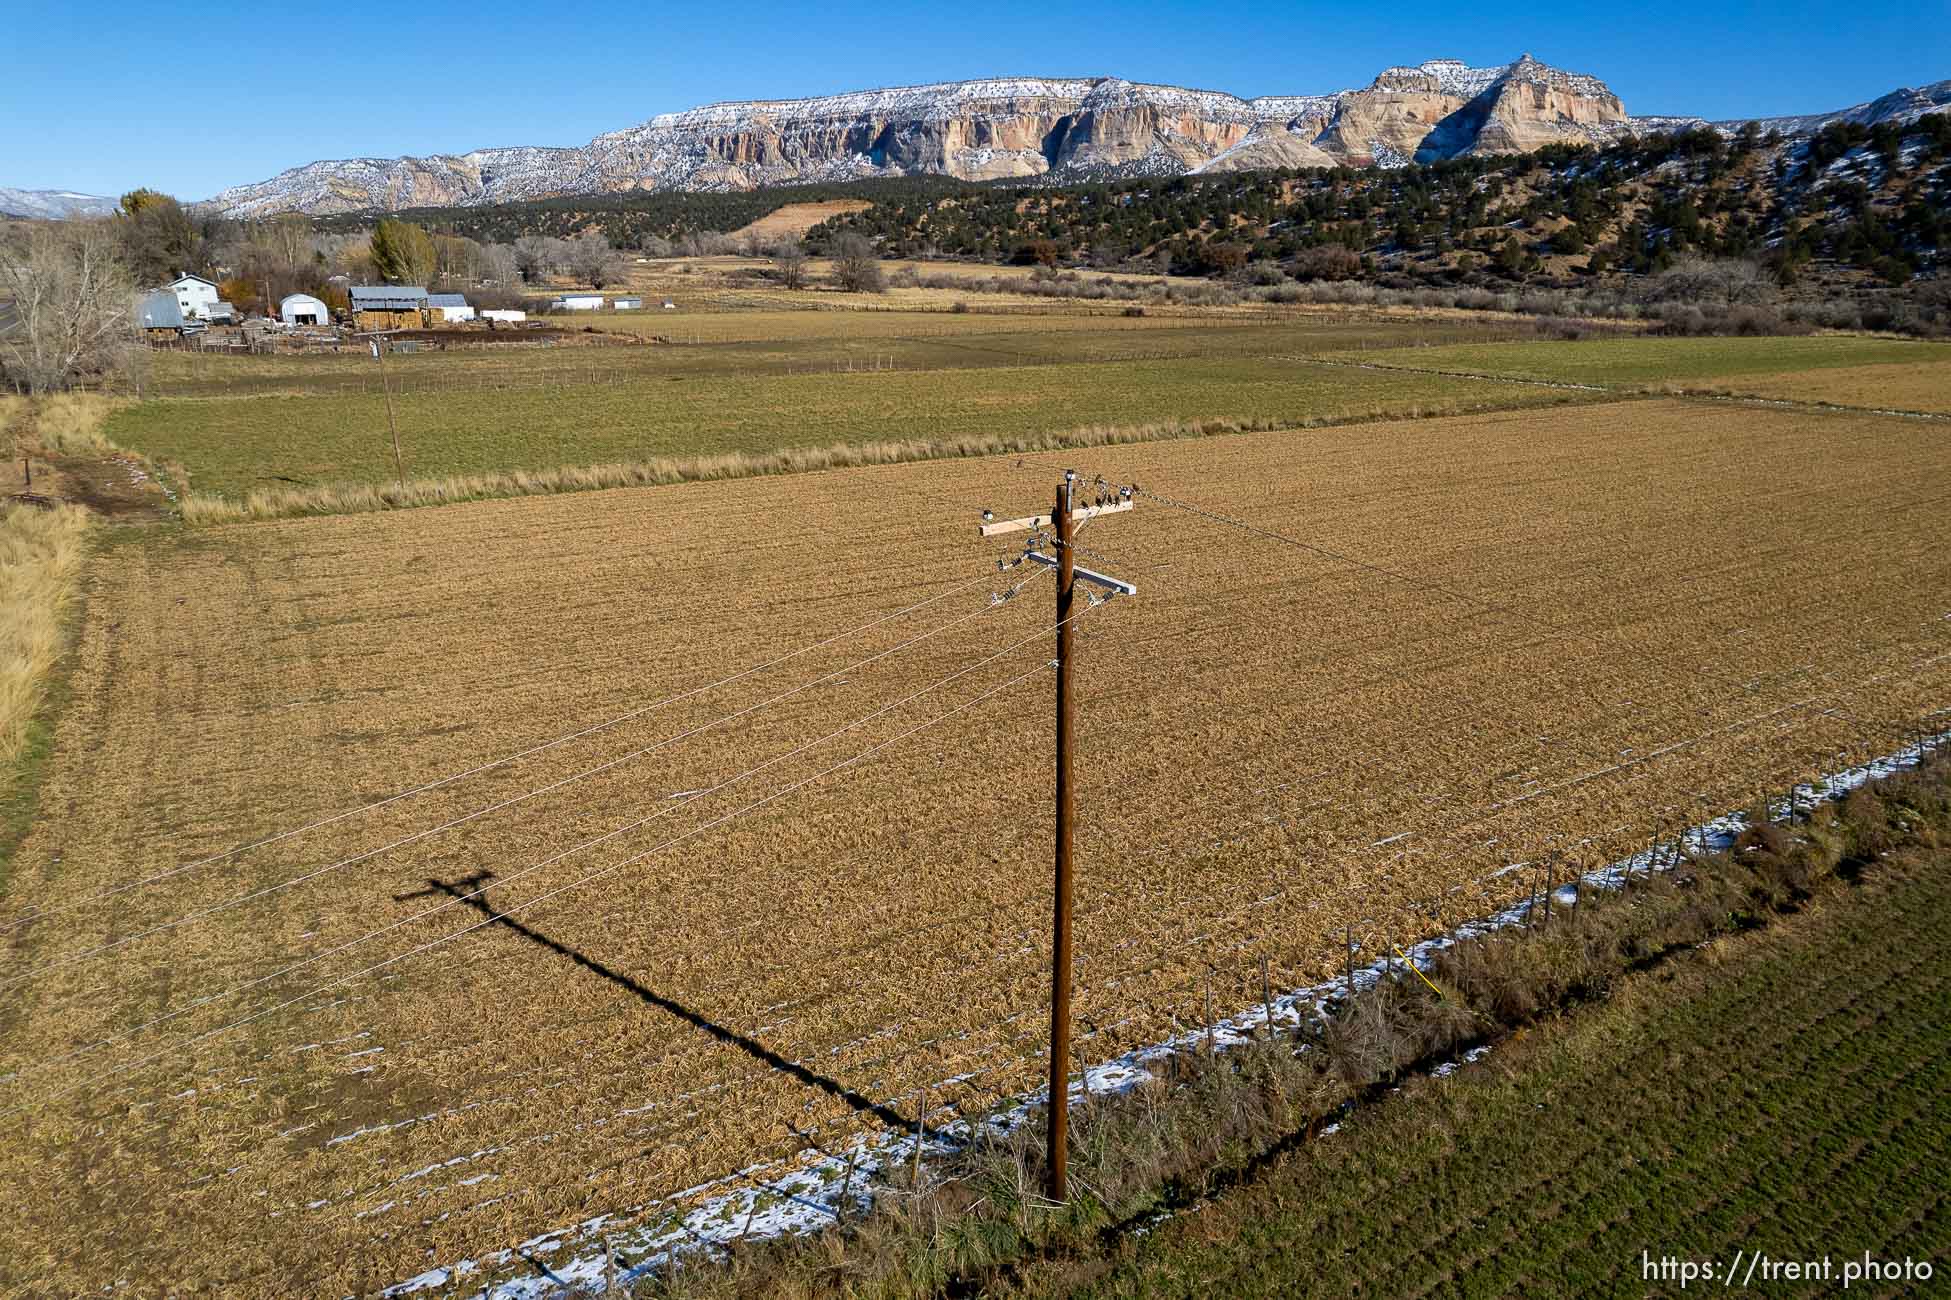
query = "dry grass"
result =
(26, 394, 124, 455)
(1, 400, 1947, 1293)
(0, 502, 89, 781)
(728, 201, 873, 242)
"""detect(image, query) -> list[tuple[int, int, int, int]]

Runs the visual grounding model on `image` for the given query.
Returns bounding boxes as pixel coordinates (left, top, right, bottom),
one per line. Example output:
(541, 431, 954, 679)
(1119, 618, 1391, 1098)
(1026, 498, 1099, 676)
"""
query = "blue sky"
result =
(3, 0, 1945, 199)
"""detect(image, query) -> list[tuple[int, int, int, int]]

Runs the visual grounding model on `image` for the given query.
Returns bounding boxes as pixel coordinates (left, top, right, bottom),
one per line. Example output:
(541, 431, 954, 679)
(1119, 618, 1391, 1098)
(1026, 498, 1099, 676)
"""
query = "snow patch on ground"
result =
(386, 731, 1947, 1297)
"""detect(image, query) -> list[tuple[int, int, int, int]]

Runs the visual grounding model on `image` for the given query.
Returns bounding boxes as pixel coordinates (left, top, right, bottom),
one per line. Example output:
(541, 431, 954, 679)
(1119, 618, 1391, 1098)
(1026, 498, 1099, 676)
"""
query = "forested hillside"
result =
(810, 119, 1949, 296)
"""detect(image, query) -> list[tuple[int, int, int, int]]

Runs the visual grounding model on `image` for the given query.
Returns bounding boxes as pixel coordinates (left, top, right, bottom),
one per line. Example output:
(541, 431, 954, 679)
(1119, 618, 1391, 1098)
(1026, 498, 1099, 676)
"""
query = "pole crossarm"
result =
(1023, 551, 1137, 598)
(978, 499, 1132, 537)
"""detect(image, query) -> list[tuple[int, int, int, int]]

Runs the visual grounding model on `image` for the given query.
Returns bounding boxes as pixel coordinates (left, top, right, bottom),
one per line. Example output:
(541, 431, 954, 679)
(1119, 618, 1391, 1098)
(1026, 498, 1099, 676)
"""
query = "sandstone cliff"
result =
(202, 57, 1639, 216)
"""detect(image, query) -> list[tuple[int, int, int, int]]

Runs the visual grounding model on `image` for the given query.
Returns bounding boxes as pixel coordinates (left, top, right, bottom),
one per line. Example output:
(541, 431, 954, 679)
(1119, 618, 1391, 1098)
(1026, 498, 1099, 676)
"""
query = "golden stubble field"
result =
(1, 399, 1948, 1294)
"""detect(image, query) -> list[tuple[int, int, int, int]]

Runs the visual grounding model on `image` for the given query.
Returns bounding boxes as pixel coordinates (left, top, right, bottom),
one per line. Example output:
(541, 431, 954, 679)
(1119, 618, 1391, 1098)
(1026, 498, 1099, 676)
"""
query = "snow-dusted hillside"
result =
(196, 58, 1946, 218)
(0, 188, 118, 219)
(1714, 79, 1951, 136)
(201, 56, 1634, 216)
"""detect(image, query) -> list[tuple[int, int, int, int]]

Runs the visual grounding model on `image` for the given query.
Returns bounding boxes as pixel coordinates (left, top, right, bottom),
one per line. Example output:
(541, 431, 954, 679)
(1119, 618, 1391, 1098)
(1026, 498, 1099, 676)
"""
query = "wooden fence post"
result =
(911, 1087, 926, 1188)
(1261, 952, 1274, 1037)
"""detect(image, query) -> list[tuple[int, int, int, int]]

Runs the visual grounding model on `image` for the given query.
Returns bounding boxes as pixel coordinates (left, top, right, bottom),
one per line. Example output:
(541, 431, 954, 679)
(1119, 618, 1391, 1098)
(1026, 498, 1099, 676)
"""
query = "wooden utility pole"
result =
(1049, 472, 1077, 1204)
(975, 473, 1136, 1204)
(369, 336, 405, 488)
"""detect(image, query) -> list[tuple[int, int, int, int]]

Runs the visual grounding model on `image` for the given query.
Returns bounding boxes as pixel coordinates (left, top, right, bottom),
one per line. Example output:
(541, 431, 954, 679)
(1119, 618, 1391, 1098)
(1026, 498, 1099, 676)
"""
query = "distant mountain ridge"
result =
(203, 55, 1648, 216)
(10, 63, 1948, 221)
(0, 187, 118, 219)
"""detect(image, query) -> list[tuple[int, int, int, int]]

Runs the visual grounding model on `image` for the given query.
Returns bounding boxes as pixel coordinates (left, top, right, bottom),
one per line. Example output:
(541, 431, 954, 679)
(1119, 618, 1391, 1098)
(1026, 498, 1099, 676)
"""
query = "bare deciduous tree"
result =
(479, 242, 519, 287)
(1648, 256, 1773, 307)
(772, 237, 809, 290)
(0, 221, 143, 394)
(567, 233, 628, 289)
(829, 233, 885, 293)
(513, 234, 558, 284)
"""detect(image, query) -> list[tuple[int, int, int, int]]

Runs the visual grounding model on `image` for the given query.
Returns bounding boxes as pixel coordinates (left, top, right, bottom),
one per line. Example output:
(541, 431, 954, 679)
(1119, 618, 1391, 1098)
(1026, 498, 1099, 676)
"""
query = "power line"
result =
(0, 567, 999, 937)
(7, 600, 1099, 1103)
(2, 570, 1047, 991)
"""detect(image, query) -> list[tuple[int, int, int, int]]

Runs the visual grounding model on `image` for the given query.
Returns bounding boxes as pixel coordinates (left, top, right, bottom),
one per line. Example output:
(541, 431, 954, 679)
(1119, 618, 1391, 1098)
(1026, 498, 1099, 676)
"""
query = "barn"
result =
(349, 286, 429, 330)
(280, 293, 330, 327)
(137, 288, 189, 337)
(427, 293, 476, 324)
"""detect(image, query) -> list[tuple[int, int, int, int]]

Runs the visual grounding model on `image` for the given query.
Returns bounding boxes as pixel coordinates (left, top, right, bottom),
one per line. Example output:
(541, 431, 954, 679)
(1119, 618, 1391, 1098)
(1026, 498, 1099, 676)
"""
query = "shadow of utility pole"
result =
(395, 871, 929, 1136)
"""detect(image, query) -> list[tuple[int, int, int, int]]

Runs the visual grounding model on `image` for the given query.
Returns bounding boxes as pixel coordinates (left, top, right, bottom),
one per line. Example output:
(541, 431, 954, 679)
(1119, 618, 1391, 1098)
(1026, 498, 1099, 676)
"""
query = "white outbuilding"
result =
(551, 294, 604, 311)
(279, 293, 330, 327)
(427, 292, 476, 323)
(481, 308, 527, 323)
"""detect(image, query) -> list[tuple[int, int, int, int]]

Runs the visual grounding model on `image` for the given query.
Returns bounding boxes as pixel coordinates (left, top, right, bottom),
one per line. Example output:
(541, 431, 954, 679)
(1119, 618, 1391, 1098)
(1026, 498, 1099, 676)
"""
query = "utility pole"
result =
(977, 472, 1136, 1203)
(368, 336, 405, 488)
(1049, 472, 1078, 1206)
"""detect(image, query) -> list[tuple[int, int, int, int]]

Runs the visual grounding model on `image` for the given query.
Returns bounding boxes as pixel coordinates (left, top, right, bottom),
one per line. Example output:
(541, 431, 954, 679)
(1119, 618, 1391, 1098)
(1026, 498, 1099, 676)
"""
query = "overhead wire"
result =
(0, 566, 1000, 936)
(1, 566, 1050, 990)
(7, 594, 1107, 1107)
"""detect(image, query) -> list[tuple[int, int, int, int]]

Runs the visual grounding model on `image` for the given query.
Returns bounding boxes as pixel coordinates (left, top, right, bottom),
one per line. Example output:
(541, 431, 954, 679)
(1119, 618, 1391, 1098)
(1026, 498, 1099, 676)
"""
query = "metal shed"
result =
(280, 293, 329, 327)
(427, 292, 476, 323)
(138, 288, 186, 332)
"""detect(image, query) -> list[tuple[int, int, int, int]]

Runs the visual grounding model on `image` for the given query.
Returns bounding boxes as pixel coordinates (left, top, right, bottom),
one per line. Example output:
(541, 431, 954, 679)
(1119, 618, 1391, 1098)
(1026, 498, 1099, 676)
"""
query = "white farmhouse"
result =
(168, 274, 221, 320)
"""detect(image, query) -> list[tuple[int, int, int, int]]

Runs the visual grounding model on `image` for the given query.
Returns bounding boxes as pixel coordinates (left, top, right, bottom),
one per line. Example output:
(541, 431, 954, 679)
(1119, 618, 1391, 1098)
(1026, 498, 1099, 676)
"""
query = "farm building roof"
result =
(349, 286, 429, 310)
(137, 288, 184, 329)
(426, 293, 470, 308)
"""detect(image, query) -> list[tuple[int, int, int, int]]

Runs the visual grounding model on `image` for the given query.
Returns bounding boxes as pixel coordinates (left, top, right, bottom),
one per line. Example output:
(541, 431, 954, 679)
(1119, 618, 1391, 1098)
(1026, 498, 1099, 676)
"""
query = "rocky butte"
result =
(197, 55, 1942, 218)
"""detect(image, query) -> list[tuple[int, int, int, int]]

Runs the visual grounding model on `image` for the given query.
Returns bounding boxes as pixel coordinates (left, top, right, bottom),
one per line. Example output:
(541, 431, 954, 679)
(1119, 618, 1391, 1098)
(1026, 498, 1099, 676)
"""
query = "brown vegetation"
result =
(0, 399, 1944, 1293)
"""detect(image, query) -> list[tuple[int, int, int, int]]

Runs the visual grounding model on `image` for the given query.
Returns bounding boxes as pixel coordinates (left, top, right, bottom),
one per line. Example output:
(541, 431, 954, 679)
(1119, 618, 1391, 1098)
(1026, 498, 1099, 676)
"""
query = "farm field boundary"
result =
(1024, 775, 1951, 1300)
(175, 391, 1597, 524)
(0, 501, 90, 895)
(385, 732, 1951, 1299)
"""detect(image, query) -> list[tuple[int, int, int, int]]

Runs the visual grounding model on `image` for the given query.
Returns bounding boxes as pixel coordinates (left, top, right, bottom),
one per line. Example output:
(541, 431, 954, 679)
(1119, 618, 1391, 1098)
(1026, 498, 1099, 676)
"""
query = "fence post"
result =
(1261, 952, 1274, 1037)
(1204, 968, 1215, 1051)
(1344, 926, 1357, 1005)
(838, 1148, 858, 1223)
(911, 1086, 927, 1188)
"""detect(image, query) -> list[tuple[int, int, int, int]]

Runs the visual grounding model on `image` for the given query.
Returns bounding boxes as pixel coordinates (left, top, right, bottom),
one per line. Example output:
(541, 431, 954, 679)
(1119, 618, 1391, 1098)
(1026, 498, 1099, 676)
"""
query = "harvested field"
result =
(1714, 358, 1951, 413)
(1, 400, 1947, 1295)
